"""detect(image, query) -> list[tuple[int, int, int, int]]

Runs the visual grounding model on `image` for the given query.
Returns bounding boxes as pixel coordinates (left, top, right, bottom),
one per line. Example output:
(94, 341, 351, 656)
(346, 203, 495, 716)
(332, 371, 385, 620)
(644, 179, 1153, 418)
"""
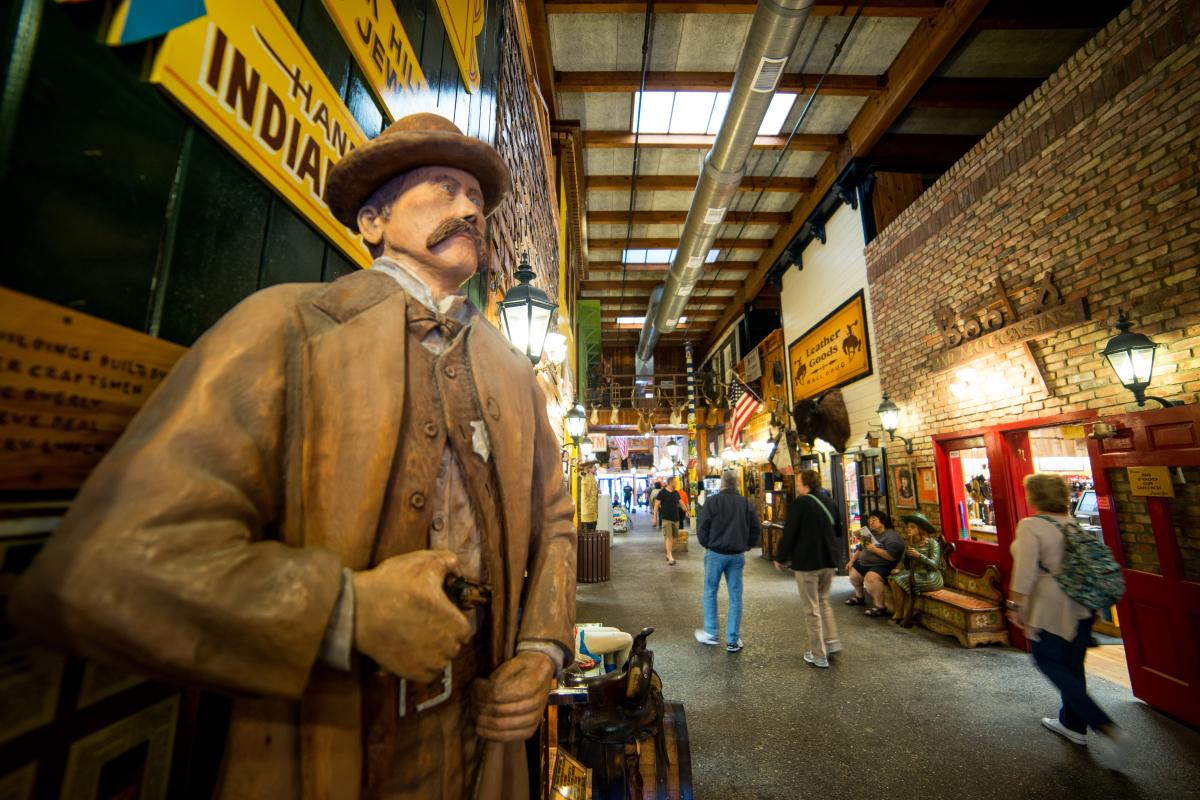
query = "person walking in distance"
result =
(654, 476, 684, 565)
(623, 483, 634, 513)
(649, 481, 663, 529)
(694, 471, 761, 653)
(775, 469, 842, 667)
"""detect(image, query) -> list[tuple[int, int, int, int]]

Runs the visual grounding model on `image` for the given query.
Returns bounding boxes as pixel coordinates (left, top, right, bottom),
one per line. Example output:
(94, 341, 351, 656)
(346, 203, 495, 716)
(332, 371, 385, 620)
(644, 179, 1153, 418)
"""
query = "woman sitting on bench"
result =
(889, 512, 944, 623)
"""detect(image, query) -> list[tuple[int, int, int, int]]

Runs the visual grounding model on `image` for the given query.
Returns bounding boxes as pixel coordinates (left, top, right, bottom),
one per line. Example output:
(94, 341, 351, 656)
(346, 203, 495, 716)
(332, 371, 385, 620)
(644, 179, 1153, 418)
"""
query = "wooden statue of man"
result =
(12, 113, 577, 799)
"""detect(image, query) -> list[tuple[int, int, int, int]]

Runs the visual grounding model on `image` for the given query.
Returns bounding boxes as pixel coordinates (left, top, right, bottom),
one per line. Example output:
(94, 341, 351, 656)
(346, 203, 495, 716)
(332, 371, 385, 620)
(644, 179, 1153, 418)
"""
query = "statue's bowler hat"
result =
(325, 112, 511, 228)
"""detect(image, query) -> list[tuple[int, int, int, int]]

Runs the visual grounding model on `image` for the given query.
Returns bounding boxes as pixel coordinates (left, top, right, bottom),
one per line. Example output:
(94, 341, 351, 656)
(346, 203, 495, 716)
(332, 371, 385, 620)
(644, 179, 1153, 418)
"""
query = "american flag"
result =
(612, 437, 630, 461)
(728, 379, 763, 446)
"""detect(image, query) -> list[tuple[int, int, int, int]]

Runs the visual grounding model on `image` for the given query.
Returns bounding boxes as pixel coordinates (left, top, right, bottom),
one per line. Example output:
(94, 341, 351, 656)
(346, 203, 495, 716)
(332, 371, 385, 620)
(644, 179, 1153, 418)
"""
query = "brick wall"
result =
(864, 0, 1200, 526)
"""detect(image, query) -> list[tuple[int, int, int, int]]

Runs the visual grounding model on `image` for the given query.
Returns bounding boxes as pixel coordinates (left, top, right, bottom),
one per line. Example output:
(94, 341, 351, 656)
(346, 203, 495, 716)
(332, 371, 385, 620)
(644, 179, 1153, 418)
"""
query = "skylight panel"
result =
(705, 249, 719, 263)
(631, 91, 673, 134)
(668, 91, 717, 134)
(679, 316, 689, 324)
(705, 93, 731, 135)
(622, 249, 647, 263)
(646, 249, 674, 263)
(617, 316, 645, 325)
(757, 93, 796, 136)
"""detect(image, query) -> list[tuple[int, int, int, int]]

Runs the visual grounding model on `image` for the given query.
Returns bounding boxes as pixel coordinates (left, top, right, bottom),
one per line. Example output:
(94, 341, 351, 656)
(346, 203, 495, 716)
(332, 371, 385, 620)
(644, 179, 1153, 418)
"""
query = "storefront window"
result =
(945, 439, 994, 543)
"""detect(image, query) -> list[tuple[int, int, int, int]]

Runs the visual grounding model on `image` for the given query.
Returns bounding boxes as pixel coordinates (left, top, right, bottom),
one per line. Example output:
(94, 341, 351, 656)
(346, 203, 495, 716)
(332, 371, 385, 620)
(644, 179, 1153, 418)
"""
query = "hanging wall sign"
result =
(435, 0, 485, 93)
(149, 0, 371, 267)
(0, 289, 186, 491)
(1127, 466, 1175, 498)
(319, 0, 429, 121)
(787, 289, 873, 402)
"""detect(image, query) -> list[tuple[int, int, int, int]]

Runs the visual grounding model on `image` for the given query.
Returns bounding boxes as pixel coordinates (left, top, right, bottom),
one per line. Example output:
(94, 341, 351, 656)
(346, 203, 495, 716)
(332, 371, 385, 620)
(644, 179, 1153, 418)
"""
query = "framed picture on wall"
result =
(892, 465, 917, 509)
(916, 466, 939, 505)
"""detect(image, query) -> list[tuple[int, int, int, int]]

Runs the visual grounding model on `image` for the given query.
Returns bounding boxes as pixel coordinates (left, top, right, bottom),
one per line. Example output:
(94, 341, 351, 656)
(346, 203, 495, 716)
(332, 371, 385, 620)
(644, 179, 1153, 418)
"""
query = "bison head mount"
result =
(791, 388, 851, 453)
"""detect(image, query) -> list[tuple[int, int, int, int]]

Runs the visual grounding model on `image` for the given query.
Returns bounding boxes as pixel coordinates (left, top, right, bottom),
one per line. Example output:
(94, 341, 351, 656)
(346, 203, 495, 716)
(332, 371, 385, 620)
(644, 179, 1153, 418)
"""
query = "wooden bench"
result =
(888, 538, 1010, 649)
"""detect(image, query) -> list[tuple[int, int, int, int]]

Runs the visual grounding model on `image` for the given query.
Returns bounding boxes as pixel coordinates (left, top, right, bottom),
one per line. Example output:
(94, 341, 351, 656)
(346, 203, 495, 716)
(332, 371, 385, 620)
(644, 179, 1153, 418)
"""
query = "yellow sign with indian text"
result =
(149, 0, 371, 267)
(435, 0, 485, 93)
(319, 0, 429, 121)
(1127, 466, 1175, 498)
(787, 290, 873, 402)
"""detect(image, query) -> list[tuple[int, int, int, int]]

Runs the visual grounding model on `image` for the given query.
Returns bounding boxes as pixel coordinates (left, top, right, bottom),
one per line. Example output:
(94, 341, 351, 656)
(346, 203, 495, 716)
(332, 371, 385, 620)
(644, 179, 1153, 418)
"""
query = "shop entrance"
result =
(1086, 403, 1200, 728)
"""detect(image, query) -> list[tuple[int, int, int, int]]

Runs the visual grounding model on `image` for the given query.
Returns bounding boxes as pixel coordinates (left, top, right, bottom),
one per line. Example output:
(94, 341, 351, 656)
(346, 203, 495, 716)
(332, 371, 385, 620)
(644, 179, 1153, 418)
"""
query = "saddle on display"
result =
(563, 627, 667, 799)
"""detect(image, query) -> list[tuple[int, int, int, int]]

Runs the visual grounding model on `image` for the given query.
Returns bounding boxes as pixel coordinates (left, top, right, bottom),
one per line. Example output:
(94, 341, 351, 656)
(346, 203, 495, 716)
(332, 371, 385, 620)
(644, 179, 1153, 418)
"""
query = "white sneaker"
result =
(726, 638, 744, 653)
(803, 651, 829, 669)
(694, 629, 719, 646)
(1041, 717, 1087, 746)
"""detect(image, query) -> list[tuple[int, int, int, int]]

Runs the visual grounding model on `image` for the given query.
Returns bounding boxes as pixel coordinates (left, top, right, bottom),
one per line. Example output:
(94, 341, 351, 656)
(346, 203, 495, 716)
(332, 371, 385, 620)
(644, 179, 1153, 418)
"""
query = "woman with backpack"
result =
(1008, 473, 1126, 761)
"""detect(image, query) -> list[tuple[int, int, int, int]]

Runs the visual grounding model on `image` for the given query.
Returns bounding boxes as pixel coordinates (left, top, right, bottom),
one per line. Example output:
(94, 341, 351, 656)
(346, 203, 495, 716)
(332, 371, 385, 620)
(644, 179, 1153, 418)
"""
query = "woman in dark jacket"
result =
(774, 469, 842, 668)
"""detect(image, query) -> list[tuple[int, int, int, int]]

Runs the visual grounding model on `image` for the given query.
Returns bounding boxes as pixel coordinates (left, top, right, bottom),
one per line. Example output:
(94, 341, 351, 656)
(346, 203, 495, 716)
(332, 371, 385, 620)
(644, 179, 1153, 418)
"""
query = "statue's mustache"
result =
(427, 218, 484, 254)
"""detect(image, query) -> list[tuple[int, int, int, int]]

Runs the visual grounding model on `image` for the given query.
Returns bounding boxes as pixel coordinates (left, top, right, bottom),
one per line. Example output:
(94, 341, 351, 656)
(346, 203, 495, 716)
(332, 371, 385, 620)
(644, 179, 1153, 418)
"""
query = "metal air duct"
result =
(635, 0, 815, 366)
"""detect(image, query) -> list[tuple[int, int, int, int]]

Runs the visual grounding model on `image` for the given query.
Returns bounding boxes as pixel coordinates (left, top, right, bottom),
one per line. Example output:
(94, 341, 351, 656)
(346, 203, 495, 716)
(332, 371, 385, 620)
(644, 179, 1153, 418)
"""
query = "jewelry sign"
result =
(320, 0, 429, 121)
(788, 290, 873, 402)
(149, 0, 371, 267)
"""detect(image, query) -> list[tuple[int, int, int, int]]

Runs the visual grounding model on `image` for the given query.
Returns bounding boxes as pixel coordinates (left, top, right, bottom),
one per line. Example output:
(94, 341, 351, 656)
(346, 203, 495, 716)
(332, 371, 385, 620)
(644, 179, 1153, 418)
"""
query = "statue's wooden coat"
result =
(12, 269, 577, 798)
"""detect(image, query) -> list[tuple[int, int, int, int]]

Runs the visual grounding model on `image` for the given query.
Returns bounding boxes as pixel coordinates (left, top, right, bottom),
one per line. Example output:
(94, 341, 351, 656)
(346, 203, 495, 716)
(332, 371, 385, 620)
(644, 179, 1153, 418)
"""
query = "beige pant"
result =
(795, 568, 839, 660)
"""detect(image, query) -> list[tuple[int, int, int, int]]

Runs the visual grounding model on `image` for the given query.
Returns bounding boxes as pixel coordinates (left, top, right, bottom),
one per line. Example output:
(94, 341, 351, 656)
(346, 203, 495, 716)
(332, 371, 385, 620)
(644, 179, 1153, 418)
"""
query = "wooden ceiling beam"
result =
(972, 1, 1130, 30)
(587, 210, 790, 225)
(583, 131, 840, 151)
(587, 260, 752, 272)
(544, 0, 943, 17)
(911, 77, 1043, 108)
(523, 0, 558, 118)
(584, 280, 742, 290)
(557, 70, 883, 96)
(587, 174, 813, 192)
(589, 237, 768, 250)
(700, 0, 989, 352)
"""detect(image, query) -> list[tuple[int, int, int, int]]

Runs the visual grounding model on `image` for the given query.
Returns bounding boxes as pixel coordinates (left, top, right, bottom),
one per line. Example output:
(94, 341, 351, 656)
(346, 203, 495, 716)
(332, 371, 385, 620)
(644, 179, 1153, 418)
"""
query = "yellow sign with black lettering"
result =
(1127, 466, 1175, 498)
(788, 290, 873, 402)
(435, 0, 485, 93)
(149, 0, 371, 267)
(320, 0, 429, 121)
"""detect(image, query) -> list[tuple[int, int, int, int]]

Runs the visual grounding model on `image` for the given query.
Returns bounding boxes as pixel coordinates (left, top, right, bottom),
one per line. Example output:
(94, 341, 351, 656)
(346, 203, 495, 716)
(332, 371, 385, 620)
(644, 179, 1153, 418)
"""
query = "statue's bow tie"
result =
(408, 307, 463, 339)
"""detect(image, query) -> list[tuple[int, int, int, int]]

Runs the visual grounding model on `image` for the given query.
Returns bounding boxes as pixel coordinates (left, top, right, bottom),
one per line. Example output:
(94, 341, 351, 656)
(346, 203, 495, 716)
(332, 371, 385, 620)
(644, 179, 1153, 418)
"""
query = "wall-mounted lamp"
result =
(498, 252, 556, 365)
(1100, 311, 1181, 408)
(565, 404, 587, 445)
(876, 393, 914, 454)
(579, 440, 594, 460)
(666, 439, 680, 461)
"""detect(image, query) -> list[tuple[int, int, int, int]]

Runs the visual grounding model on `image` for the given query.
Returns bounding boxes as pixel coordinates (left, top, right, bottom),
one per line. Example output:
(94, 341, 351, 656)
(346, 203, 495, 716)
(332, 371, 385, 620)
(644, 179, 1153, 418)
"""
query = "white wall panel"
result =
(780, 203, 882, 451)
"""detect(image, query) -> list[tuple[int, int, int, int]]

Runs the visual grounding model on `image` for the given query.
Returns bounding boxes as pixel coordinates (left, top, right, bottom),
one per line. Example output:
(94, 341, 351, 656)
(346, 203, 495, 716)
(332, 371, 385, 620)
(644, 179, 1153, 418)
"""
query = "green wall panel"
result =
(0, 1, 184, 331)
(260, 199, 327, 287)
(157, 133, 272, 346)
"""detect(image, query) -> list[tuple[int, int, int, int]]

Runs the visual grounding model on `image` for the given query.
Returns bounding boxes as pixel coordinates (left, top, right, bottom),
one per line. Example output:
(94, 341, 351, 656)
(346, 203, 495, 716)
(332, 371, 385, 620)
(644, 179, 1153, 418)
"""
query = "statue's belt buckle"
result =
(398, 664, 453, 718)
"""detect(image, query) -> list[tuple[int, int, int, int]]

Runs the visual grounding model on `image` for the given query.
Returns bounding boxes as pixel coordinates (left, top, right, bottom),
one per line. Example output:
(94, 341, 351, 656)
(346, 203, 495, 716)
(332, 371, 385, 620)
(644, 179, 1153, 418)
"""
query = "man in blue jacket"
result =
(694, 471, 762, 653)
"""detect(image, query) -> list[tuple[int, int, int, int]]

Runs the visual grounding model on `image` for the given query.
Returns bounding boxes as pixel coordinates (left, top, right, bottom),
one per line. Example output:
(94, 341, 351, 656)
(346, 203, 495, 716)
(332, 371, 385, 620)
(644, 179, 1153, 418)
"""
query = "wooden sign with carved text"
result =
(0, 289, 185, 491)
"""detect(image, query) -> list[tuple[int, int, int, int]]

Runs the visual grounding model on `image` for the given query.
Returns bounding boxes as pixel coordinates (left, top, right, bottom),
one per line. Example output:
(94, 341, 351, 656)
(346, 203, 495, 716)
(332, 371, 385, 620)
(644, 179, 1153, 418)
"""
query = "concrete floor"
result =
(576, 514, 1200, 800)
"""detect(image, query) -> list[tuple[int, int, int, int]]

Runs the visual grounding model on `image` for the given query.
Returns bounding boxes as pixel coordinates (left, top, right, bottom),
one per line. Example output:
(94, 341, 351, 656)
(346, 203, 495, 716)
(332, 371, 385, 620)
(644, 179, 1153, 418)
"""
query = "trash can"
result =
(577, 530, 611, 583)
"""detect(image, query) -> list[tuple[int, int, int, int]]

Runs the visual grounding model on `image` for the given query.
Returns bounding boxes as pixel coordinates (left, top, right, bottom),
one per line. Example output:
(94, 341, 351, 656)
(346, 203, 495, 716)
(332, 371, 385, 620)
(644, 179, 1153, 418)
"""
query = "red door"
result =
(1088, 404, 1200, 727)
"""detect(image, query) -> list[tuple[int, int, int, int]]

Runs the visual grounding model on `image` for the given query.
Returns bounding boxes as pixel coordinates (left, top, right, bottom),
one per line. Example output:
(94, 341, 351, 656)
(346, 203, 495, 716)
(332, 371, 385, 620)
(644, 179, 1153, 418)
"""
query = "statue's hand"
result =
(471, 651, 555, 742)
(353, 550, 472, 683)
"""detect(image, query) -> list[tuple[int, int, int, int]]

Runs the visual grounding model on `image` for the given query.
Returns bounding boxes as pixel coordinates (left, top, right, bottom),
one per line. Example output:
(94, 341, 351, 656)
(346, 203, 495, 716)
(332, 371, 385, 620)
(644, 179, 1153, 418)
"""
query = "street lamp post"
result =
(1100, 311, 1181, 408)
(565, 404, 587, 528)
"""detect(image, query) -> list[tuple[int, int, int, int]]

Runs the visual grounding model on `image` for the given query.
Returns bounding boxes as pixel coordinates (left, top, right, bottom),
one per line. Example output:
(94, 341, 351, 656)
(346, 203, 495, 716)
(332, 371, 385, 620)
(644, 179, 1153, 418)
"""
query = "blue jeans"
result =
(703, 551, 745, 645)
(1029, 615, 1113, 733)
